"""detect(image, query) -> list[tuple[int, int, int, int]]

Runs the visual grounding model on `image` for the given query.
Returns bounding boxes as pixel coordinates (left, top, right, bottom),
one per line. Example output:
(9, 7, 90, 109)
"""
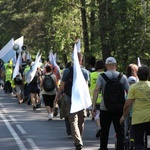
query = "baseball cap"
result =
(105, 57, 117, 64)
(127, 76, 137, 83)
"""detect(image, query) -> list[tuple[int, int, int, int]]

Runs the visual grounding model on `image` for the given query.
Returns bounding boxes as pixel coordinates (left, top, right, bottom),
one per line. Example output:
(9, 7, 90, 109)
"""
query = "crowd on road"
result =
(0, 50, 150, 150)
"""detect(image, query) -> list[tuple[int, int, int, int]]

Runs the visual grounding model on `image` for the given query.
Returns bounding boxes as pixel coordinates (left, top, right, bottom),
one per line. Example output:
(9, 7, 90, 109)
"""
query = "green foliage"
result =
(0, 0, 149, 70)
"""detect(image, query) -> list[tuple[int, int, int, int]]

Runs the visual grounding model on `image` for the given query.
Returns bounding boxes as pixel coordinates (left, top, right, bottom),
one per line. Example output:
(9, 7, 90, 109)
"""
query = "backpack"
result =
(101, 73, 125, 113)
(14, 74, 22, 85)
(43, 74, 55, 92)
(64, 67, 73, 97)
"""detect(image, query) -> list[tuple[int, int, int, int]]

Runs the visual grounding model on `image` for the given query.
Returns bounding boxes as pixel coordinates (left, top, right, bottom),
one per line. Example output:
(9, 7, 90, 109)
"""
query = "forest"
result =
(0, 0, 150, 71)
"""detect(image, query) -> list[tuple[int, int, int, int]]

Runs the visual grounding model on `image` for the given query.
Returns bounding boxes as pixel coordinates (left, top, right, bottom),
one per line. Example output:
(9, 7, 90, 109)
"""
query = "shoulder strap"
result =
(101, 73, 110, 82)
(117, 73, 123, 81)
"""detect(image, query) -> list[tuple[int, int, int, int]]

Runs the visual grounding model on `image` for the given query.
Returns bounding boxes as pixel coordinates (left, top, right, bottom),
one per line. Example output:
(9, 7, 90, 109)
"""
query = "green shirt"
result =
(127, 81, 150, 125)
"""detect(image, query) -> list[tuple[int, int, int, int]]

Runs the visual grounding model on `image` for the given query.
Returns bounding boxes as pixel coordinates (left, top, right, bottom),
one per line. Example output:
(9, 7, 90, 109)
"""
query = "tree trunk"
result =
(97, 0, 111, 62)
(90, 0, 96, 54)
(80, 0, 90, 67)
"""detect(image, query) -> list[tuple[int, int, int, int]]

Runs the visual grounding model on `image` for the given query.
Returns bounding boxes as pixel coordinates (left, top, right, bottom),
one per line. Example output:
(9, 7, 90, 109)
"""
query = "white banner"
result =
(15, 36, 24, 53)
(70, 44, 92, 113)
(0, 38, 15, 63)
(26, 54, 41, 83)
(13, 52, 22, 79)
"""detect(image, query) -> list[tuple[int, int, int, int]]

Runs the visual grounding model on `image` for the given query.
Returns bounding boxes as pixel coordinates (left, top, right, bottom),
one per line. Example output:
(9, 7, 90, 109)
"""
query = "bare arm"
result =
(54, 81, 65, 103)
(120, 99, 134, 124)
(92, 84, 101, 110)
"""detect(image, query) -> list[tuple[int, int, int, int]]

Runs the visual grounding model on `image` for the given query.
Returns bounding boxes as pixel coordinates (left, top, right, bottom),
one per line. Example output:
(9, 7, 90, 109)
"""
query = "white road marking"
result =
(16, 125, 27, 134)
(26, 138, 40, 150)
(108, 144, 115, 148)
(0, 103, 4, 107)
(0, 112, 27, 150)
(9, 115, 17, 122)
(2, 108, 7, 114)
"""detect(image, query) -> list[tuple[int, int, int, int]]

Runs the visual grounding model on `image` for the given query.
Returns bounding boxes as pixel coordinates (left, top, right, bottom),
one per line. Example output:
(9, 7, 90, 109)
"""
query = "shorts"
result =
(15, 85, 23, 95)
(43, 94, 56, 108)
(29, 83, 40, 94)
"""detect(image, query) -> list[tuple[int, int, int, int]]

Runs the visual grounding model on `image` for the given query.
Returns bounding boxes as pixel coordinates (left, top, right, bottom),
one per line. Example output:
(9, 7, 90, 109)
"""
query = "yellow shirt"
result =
(127, 81, 150, 125)
(90, 71, 103, 104)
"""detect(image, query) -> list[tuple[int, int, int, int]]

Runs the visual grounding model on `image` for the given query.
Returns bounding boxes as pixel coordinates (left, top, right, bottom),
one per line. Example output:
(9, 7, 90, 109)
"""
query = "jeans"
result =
(100, 110, 124, 150)
(132, 122, 150, 150)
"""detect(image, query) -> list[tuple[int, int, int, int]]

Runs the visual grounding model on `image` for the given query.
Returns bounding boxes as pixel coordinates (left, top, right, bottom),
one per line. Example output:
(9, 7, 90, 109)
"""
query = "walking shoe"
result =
(67, 135, 72, 138)
(33, 106, 36, 111)
(75, 144, 82, 150)
(48, 113, 53, 120)
(96, 129, 102, 138)
(53, 107, 58, 116)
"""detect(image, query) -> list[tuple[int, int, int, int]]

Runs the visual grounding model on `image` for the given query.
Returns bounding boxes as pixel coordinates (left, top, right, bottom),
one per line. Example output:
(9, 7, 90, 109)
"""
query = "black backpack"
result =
(43, 74, 55, 92)
(101, 73, 125, 113)
(14, 74, 22, 85)
(64, 67, 73, 97)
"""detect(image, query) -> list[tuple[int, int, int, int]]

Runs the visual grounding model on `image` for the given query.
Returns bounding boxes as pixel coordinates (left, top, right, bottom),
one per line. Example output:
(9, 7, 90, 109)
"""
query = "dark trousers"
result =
(4, 81, 12, 93)
(100, 110, 124, 150)
(65, 117, 71, 136)
(132, 122, 150, 150)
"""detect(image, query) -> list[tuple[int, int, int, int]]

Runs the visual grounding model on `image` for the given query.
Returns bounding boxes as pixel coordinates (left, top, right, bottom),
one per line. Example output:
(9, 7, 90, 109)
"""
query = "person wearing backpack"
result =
(41, 65, 58, 120)
(93, 57, 129, 150)
(14, 68, 24, 104)
(54, 52, 89, 150)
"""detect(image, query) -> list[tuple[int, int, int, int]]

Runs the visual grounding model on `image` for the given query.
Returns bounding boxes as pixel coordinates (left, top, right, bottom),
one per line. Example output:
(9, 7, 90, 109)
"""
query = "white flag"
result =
(137, 57, 141, 67)
(36, 50, 40, 60)
(76, 39, 81, 52)
(26, 54, 42, 83)
(27, 51, 31, 60)
(12, 52, 17, 66)
(12, 52, 22, 79)
(0, 38, 15, 63)
(15, 36, 24, 53)
(49, 50, 53, 63)
(70, 44, 92, 113)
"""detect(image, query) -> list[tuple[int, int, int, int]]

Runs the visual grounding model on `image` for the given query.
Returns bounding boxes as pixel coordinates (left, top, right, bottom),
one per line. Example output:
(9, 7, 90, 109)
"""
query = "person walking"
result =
(90, 60, 104, 138)
(120, 66, 150, 150)
(54, 52, 89, 150)
(41, 65, 58, 120)
(93, 57, 129, 150)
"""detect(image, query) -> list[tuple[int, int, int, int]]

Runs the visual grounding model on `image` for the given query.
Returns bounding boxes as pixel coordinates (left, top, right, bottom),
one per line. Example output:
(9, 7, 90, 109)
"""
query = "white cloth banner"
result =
(70, 44, 92, 113)
(76, 39, 81, 52)
(12, 52, 22, 79)
(0, 38, 15, 63)
(15, 36, 24, 53)
(26, 54, 41, 83)
(27, 51, 31, 60)
(49, 50, 53, 63)
(36, 51, 40, 60)
(137, 57, 141, 67)
(12, 52, 17, 66)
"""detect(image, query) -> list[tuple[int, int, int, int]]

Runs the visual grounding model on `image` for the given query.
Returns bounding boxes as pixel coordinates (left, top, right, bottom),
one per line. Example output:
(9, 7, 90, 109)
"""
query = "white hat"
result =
(105, 57, 117, 64)
(127, 76, 137, 83)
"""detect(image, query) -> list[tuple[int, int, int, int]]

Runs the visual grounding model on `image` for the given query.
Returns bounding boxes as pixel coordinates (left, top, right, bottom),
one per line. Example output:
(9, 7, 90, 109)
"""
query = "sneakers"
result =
(96, 129, 102, 138)
(48, 113, 53, 120)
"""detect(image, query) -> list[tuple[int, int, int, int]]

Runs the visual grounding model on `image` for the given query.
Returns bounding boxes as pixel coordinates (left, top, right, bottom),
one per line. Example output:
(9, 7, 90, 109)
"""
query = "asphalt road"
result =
(0, 89, 116, 150)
